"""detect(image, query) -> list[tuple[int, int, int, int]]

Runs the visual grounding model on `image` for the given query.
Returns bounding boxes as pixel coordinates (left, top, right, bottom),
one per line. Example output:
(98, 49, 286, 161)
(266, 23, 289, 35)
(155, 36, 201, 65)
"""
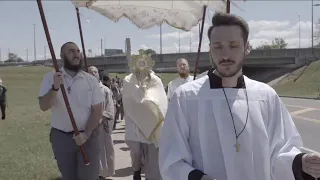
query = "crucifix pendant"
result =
(234, 139, 240, 152)
(67, 87, 71, 94)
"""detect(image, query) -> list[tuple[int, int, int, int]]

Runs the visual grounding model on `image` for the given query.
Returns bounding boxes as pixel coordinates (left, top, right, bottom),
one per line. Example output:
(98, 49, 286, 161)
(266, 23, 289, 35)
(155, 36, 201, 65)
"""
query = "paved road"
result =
(110, 97, 320, 179)
(281, 97, 320, 152)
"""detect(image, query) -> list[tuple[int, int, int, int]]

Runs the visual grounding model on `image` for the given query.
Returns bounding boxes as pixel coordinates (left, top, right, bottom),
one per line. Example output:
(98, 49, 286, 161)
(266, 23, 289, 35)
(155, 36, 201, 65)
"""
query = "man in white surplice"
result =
(159, 13, 320, 180)
(167, 58, 193, 101)
(123, 53, 168, 180)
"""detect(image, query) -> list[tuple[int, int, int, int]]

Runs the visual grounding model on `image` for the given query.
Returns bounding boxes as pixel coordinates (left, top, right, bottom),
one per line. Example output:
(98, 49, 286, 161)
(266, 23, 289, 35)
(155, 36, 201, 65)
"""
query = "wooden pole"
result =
(193, 5, 207, 80)
(76, 7, 88, 72)
(227, 0, 231, 13)
(36, 0, 90, 165)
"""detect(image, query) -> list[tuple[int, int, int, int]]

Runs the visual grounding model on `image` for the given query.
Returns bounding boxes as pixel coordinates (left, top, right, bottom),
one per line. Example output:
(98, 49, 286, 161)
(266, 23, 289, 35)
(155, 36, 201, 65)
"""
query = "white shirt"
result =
(159, 75, 304, 180)
(39, 67, 104, 132)
(167, 75, 193, 100)
(100, 81, 114, 119)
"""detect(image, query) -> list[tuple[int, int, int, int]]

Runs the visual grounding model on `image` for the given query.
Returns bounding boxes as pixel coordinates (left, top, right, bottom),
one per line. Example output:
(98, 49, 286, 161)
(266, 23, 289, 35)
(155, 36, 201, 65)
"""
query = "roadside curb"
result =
(279, 96, 320, 100)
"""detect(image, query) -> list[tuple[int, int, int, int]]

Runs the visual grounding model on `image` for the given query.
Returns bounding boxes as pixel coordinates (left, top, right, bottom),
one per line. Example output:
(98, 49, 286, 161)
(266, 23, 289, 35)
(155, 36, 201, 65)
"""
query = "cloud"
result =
(145, 19, 317, 53)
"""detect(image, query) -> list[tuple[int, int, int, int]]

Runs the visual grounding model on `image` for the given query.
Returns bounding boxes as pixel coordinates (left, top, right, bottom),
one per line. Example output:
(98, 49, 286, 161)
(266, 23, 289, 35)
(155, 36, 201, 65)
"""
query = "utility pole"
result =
(101, 38, 103, 56)
(0, 48, 1, 62)
(160, 24, 162, 54)
(26, 48, 29, 61)
(33, 24, 36, 61)
(178, 30, 181, 53)
(312, 0, 314, 55)
(226, 0, 231, 13)
(190, 32, 192, 52)
(44, 45, 46, 60)
(298, 15, 301, 49)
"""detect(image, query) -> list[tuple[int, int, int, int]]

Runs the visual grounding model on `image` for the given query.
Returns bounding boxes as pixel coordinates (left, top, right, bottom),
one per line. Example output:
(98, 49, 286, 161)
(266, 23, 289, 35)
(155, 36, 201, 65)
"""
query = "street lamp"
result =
(33, 24, 36, 61)
(312, 0, 320, 55)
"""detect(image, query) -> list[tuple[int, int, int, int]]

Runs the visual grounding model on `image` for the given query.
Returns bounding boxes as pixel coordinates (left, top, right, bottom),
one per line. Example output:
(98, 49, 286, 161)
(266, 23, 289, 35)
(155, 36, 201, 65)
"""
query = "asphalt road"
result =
(111, 97, 320, 179)
(281, 97, 320, 152)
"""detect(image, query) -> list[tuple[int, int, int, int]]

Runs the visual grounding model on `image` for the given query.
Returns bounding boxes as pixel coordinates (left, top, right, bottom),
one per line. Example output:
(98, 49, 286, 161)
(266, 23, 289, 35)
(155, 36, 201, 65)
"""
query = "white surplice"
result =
(159, 75, 304, 180)
(167, 75, 194, 100)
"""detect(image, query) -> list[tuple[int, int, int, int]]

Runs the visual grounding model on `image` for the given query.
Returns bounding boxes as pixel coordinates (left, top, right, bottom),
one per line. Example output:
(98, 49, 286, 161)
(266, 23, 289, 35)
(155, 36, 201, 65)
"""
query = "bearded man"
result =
(38, 42, 104, 180)
(122, 54, 168, 180)
(167, 58, 193, 101)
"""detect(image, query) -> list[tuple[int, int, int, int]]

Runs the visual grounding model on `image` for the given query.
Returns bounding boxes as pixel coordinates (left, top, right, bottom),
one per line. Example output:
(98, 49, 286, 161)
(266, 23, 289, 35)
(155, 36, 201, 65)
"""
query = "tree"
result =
(271, 37, 287, 49)
(5, 53, 24, 62)
(255, 43, 272, 50)
(138, 48, 156, 55)
(255, 37, 287, 50)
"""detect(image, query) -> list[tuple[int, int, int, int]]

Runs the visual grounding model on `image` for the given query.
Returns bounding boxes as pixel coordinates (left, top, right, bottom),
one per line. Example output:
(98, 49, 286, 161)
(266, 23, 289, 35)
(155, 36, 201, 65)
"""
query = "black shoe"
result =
(1, 116, 4, 120)
(133, 170, 141, 180)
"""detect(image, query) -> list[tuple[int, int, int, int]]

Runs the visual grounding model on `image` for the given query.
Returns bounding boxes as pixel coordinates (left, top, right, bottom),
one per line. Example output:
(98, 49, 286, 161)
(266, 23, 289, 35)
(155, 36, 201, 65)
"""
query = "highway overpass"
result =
(80, 48, 320, 73)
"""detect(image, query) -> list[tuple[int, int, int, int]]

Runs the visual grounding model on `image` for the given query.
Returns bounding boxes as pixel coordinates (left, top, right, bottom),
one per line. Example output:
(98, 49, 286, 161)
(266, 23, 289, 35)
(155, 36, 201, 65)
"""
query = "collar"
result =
(60, 67, 85, 79)
(207, 69, 245, 89)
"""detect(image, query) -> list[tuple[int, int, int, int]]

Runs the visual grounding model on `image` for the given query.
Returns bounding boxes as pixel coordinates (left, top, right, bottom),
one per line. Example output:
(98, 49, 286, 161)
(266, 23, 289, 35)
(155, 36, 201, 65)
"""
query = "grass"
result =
(273, 60, 320, 98)
(0, 66, 177, 180)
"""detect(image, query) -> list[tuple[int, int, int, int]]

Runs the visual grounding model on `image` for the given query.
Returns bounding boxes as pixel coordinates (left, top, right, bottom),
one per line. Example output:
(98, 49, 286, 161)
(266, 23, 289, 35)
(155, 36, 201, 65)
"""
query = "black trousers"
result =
(0, 102, 6, 119)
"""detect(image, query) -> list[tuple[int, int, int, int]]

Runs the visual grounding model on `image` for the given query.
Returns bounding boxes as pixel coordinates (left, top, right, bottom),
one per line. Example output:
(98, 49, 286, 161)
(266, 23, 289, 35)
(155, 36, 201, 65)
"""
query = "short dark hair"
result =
(207, 13, 249, 43)
(60, 42, 76, 54)
(103, 76, 110, 82)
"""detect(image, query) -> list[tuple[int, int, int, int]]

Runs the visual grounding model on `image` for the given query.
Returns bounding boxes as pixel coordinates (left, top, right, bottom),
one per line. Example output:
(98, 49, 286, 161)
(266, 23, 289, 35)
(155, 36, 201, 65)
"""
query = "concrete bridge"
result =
(81, 48, 320, 73)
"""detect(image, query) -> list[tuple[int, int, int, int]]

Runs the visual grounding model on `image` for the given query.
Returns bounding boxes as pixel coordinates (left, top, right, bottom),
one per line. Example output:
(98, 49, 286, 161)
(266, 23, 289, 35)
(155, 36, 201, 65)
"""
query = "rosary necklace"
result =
(222, 88, 249, 153)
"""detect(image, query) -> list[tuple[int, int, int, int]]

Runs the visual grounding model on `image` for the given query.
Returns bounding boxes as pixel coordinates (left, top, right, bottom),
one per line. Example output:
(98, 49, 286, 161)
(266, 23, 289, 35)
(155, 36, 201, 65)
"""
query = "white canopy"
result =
(72, 0, 227, 31)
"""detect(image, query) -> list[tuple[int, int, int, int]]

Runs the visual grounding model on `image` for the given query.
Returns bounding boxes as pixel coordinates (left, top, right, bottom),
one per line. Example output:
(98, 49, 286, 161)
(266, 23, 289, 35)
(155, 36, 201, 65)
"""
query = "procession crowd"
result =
(37, 13, 320, 180)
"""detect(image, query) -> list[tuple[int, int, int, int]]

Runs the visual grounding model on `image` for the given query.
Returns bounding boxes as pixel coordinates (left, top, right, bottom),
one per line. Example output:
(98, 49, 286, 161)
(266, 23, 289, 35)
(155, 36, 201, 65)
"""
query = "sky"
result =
(0, 0, 319, 61)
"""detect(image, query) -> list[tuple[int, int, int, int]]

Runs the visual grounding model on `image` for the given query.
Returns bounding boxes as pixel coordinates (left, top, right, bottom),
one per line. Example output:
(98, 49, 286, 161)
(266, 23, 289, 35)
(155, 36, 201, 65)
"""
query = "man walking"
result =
(38, 42, 104, 180)
(88, 66, 115, 179)
(167, 58, 193, 101)
(0, 78, 7, 120)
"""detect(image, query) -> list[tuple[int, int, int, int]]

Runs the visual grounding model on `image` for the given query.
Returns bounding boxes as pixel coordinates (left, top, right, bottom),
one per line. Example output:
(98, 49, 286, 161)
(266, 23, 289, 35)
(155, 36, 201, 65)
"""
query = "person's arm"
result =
(268, 92, 311, 180)
(159, 89, 202, 180)
(84, 80, 103, 137)
(167, 81, 173, 101)
(38, 72, 58, 112)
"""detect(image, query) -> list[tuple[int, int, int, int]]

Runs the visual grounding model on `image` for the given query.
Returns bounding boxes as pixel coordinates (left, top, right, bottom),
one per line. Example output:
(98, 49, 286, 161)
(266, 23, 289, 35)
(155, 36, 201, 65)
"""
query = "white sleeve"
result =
(159, 90, 195, 180)
(91, 79, 104, 106)
(167, 81, 173, 100)
(39, 72, 53, 97)
(269, 94, 303, 180)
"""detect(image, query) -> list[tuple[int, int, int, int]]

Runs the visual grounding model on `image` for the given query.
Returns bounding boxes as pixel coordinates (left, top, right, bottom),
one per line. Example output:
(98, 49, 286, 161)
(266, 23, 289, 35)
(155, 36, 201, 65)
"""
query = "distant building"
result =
(104, 49, 124, 56)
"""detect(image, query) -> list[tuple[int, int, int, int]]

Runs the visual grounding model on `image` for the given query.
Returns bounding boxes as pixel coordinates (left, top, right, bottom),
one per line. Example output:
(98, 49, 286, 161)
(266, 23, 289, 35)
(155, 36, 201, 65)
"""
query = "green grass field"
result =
(273, 60, 320, 98)
(0, 66, 177, 180)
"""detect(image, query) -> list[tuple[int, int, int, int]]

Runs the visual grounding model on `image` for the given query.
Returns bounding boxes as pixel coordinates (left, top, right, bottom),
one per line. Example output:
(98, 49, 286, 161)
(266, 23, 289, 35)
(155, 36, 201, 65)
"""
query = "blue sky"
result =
(0, 0, 319, 61)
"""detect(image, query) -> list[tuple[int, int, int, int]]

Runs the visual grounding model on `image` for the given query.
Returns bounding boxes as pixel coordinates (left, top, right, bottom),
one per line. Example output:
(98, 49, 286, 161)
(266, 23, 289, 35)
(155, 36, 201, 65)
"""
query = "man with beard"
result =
(88, 66, 115, 180)
(159, 13, 320, 180)
(166, 58, 193, 101)
(38, 42, 104, 180)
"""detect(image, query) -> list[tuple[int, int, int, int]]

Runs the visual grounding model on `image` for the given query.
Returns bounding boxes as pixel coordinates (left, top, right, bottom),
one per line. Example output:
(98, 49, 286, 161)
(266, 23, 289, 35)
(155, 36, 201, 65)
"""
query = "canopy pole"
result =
(193, 5, 207, 80)
(76, 7, 88, 72)
(36, 0, 90, 165)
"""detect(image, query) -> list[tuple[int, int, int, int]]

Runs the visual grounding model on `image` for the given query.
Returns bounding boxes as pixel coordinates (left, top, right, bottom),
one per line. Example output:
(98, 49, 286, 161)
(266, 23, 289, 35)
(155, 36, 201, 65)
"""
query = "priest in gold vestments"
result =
(122, 53, 168, 180)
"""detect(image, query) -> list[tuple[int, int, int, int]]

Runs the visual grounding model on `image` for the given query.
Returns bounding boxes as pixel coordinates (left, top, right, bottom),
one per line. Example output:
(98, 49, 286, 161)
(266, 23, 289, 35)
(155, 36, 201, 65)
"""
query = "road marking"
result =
(293, 115, 320, 124)
(285, 104, 320, 110)
(290, 108, 315, 116)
